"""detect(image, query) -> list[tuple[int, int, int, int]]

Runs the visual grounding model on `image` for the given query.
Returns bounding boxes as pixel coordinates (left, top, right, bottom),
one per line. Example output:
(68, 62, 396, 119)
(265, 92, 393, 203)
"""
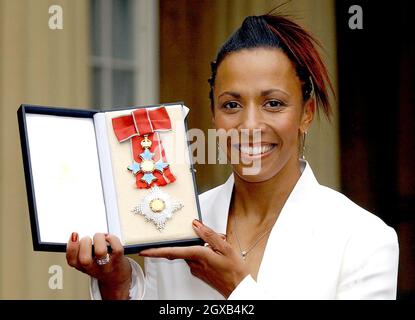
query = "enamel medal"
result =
(112, 107, 183, 231)
(127, 135, 170, 186)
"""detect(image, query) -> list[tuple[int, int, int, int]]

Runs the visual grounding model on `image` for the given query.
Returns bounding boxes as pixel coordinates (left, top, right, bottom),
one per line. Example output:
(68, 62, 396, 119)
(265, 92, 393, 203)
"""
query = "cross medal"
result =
(127, 135, 169, 186)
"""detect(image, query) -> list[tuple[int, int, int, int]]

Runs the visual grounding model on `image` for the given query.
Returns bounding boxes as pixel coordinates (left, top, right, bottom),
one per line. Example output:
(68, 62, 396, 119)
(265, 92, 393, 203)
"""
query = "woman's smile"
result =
(232, 143, 278, 161)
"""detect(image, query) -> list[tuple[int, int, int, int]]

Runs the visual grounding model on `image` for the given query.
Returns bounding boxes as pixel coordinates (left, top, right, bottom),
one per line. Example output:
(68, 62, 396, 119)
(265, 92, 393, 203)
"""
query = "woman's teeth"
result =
(239, 144, 275, 156)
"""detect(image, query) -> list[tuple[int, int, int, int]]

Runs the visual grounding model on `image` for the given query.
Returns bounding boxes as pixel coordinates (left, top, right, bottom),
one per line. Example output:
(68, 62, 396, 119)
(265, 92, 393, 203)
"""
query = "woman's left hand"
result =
(139, 219, 249, 298)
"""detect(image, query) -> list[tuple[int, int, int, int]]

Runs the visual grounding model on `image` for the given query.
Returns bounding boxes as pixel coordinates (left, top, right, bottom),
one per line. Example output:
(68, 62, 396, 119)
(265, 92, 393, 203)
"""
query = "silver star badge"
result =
(132, 186, 183, 231)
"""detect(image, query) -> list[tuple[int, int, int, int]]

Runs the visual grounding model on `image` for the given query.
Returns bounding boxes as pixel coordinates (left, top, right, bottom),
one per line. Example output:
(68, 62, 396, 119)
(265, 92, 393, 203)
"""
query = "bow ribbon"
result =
(112, 107, 176, 189)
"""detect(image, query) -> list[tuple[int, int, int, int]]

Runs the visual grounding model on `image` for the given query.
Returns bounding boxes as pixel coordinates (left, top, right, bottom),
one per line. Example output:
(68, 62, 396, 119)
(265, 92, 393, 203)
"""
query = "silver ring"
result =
(96, 253, 110, 266)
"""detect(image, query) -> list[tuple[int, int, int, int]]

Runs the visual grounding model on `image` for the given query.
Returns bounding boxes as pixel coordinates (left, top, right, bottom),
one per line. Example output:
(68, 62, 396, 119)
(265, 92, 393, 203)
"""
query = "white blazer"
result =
(91, 161, 399, 299)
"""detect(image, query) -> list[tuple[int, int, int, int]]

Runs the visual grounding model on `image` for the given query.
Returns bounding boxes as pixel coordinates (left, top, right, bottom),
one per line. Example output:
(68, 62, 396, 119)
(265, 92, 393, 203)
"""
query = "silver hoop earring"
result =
(301, 131, 307, 160)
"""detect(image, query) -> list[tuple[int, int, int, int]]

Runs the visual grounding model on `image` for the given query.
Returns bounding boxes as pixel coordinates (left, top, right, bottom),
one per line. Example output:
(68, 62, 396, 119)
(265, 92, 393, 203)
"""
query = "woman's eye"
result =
(264, 100, 285, 109)
(223, 101, 240, 109)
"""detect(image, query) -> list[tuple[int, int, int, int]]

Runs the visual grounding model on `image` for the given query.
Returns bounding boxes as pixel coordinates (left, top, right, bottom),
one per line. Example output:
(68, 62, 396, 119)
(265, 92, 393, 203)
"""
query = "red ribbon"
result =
(112, 107, 176, 189)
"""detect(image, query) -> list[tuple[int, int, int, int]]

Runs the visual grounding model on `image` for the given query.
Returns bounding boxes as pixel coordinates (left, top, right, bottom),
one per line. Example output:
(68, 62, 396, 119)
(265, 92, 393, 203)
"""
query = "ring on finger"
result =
(96, 253, 110, 266)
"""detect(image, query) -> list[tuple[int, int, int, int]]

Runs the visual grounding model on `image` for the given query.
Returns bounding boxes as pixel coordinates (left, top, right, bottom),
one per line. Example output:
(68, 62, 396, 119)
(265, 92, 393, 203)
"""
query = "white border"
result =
(93, 112, 123, 242)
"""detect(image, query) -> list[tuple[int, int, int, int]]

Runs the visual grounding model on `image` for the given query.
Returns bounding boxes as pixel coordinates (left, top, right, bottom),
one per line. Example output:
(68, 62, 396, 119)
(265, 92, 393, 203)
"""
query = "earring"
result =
(301, 131, 307, 160)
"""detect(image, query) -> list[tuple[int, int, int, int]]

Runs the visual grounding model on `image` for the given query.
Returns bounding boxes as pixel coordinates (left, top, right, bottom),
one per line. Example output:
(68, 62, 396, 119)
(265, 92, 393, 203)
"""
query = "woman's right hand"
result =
(66, 232, 132, 300)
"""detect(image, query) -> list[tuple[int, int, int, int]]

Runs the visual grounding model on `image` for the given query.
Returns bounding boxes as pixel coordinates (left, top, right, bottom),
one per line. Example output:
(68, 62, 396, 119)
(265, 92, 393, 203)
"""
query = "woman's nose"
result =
(237, 103, 267, 132)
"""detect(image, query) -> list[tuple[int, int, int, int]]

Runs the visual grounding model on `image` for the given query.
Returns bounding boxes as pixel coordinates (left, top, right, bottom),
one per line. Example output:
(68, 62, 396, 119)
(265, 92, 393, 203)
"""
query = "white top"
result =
(91, 161, 399, 299)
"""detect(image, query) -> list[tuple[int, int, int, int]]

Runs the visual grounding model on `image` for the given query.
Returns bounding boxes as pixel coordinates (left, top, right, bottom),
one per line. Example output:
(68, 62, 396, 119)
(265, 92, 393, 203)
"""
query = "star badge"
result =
(132, 186, 183, 231)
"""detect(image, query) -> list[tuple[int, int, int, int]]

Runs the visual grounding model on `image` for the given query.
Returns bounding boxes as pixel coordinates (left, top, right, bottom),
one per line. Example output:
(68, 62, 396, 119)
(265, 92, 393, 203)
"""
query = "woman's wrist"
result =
(98, 275, 132, 300)
(223, 266, 250, 299)
(98, 257, 133, 300)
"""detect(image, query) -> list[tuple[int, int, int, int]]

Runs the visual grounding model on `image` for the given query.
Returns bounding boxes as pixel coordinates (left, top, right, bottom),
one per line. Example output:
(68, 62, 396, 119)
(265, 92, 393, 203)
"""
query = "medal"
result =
(127, 135, 170, 186)
(132, 186, 183, 231)
(112, 106, 183, 231)
(112, 107, 176, 189)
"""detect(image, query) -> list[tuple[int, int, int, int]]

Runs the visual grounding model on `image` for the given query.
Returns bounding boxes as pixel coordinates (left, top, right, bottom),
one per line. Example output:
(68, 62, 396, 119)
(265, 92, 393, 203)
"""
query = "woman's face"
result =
(212, 48, 314, 183)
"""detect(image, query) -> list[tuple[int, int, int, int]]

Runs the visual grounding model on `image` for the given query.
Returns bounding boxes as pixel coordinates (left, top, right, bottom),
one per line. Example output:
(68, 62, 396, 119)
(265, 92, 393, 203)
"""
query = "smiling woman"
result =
(213, 48, 314, 184)
(66, 13, 399, 300)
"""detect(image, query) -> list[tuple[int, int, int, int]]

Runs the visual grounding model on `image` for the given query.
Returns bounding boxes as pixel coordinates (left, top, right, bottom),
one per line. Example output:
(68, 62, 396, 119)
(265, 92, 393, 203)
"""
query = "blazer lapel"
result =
(201, 174, 234, 235)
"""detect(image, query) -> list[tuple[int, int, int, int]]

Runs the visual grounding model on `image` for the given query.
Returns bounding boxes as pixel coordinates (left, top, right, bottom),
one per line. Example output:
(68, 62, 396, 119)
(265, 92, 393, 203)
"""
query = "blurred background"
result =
(0, 0, 413, 300)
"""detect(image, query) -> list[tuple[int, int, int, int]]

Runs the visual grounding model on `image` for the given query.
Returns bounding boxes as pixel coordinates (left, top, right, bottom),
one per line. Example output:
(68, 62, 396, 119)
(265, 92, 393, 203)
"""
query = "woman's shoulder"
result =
(300, 162, 392, 234)
(306, 184, 399, 281)
(315, 185, 399, 290)
(312, 183, 396, 241)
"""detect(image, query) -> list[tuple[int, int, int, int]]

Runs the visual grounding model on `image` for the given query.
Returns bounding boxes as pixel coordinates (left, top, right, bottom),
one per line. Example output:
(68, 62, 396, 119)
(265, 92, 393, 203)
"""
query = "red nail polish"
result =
(193, 219, 201, 228)
(71, 232, 78, 242)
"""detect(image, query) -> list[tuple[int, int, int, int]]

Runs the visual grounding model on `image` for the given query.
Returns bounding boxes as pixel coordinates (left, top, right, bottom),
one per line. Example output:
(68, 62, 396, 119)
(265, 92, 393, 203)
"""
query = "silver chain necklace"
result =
(232, 214, 274, 260)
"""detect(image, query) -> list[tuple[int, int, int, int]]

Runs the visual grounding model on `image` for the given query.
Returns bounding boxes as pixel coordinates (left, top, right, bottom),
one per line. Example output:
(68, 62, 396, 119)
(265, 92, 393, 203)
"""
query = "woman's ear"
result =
(300, 98, 315, 133)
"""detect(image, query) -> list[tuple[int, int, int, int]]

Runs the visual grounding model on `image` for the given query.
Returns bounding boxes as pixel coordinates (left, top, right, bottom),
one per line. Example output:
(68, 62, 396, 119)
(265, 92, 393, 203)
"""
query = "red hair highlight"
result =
(263, 15, 334, 118)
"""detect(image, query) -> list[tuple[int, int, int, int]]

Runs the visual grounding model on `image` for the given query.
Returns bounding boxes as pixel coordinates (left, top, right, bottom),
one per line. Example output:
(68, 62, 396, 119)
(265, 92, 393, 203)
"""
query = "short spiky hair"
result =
(208, 14, 333, 119)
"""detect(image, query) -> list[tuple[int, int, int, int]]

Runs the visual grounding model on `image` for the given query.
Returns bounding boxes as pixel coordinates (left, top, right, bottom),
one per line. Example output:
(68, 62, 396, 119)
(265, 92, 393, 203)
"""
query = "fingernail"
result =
(192, 219, 201, 228)
(71, 232, 78, 242)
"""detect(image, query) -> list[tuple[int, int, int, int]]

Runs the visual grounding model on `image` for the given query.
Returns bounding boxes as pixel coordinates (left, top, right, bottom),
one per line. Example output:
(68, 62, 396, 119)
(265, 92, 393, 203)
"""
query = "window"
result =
(90, 0, 159, 109)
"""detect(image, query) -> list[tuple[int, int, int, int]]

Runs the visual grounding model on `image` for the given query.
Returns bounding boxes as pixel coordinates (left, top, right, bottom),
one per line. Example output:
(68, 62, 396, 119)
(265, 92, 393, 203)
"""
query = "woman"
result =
(66, 14, 399, 299)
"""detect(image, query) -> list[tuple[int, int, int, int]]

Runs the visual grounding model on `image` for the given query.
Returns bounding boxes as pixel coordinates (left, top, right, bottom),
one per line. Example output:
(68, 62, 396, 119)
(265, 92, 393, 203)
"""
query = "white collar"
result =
(210, 160, 319, 234)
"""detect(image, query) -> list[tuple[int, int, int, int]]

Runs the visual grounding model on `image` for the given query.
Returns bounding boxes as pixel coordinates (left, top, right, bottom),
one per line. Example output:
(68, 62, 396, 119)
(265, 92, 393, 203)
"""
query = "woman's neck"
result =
(231, 158, 302, 223)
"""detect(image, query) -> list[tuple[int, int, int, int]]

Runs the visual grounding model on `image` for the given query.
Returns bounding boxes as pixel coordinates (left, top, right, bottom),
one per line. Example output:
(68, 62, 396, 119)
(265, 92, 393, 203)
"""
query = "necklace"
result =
(232, 214, 274, 260)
